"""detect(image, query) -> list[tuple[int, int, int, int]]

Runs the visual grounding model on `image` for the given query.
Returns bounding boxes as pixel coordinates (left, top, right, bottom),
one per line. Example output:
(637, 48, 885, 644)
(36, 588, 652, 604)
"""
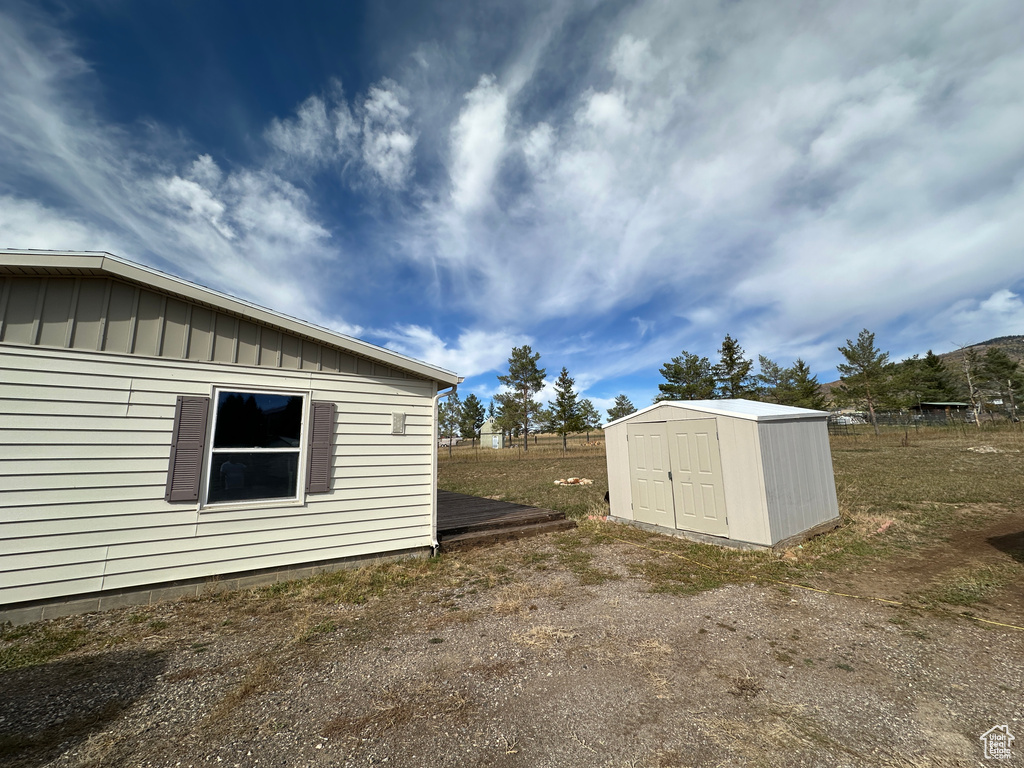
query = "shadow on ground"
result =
(988, 530, 1024, 563)
(0, 649, 167, 767)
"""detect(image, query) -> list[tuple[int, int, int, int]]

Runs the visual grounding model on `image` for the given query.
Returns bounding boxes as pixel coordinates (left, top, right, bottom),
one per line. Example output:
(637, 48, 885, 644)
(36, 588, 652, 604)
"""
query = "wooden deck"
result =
(436, 490, 576, 550)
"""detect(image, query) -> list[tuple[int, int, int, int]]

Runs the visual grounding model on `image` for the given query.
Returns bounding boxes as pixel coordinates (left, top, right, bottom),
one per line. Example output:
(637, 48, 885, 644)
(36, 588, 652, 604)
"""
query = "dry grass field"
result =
(2, 426, 1023, 767)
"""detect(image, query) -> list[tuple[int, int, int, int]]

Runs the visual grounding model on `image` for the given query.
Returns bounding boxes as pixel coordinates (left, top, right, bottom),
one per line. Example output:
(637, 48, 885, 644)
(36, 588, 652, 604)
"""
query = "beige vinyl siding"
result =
(0, 275, 415, 379)
(0, 343, 437, 606)
(602, 421, 632, 520)
(758, 418, 840, 544)
(613, 404, 772, 545)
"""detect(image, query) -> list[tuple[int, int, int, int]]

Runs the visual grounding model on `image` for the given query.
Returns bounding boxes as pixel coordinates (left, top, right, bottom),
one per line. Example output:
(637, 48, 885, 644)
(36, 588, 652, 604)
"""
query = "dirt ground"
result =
(3, 512, 1023, 768)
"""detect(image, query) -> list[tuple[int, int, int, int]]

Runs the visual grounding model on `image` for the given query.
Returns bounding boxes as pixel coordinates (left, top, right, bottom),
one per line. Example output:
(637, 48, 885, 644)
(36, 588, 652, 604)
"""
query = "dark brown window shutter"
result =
(306, 401, 336, 494)
(165, 396, 210, 502)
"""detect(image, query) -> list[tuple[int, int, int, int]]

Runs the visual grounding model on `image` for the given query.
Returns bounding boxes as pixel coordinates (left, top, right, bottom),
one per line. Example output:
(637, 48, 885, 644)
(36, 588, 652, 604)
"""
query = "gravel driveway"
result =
(2, 530, 1023, 768)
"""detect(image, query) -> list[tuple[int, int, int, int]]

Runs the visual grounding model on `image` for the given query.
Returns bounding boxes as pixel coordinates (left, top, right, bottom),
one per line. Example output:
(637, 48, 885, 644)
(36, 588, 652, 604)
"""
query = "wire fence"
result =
(827, 410, 1021, 437)
(441, 430, 605, 454)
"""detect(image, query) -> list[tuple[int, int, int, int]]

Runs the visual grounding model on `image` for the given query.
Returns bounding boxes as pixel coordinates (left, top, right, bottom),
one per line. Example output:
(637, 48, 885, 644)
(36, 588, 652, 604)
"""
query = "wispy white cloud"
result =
(265, 80, 416, 190)
(2, 0, 1023, 401)
(449, 75, 509, 213)
(379, 324, 528, 378)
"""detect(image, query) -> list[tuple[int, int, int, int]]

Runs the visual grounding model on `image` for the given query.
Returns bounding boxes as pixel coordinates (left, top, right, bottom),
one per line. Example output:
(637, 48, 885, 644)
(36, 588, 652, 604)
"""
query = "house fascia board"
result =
(0, 250, 460, 385)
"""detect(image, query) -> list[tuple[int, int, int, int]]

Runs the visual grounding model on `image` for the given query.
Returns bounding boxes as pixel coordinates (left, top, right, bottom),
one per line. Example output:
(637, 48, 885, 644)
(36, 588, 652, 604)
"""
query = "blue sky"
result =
(2, 0, 1023, 416)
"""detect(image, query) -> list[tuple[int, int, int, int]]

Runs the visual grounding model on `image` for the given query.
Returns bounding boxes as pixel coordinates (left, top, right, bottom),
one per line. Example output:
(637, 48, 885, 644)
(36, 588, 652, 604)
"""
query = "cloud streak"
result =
(1, 0, 1022, 402)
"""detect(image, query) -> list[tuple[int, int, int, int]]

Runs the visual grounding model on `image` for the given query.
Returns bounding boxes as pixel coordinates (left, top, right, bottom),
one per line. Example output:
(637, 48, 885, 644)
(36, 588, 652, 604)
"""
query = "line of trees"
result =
(654, 333, 827, 410)
(651, 328, 1021, 433)
(440, 329, 1021, 452)
(441, 346, 605, 453)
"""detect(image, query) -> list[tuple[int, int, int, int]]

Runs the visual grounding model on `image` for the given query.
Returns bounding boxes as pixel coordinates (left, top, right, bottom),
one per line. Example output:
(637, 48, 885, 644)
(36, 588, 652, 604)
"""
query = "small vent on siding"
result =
(306, 401, 336, 494)
(165, 396, 210, 502)
(392, 411, 406, 435)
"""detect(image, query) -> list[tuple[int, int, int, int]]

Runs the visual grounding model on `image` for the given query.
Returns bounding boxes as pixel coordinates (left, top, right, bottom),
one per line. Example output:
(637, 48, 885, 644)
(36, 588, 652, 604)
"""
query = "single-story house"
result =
(0, 250, 461, 624)
(604, 399, 840, 549)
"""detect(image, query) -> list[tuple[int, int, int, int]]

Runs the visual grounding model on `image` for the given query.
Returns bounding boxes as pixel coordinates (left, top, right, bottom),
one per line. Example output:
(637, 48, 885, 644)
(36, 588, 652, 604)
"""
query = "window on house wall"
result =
(206, 391, 304, 504)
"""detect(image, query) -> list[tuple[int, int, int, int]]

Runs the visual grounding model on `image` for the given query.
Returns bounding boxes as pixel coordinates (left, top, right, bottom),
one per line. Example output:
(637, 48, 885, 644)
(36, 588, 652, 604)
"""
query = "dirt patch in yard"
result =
(815, 509, 1024, 627)
(3, 530, 1023, 768)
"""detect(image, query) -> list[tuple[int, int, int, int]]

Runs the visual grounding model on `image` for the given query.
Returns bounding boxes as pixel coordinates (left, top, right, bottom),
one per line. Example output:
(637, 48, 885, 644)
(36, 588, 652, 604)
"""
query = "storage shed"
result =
(479, 418, 504, 449)
(604, 399, 839, 549)
(0, 250, 461, 624)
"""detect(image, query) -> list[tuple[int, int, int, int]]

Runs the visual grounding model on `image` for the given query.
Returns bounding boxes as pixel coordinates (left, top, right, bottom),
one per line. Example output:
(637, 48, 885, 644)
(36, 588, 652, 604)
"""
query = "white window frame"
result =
(201, 386, 311, 510)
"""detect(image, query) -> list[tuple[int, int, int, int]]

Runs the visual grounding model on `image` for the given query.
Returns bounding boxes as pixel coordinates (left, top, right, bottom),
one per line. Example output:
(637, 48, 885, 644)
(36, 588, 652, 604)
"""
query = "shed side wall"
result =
(603, 421, 632, 520)
(0, 344, 435, 605)
(758, 419, 840, 544)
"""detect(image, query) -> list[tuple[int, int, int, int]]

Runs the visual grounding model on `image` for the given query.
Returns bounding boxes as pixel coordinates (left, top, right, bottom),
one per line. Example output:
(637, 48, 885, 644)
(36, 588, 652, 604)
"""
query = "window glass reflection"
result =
(214, 392, 303, 448)
(208, 452, 300, 503)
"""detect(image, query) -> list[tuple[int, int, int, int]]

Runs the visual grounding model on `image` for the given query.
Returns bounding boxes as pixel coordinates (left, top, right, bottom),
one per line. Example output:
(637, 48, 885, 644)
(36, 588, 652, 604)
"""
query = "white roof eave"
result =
(603, 399, 829, 428)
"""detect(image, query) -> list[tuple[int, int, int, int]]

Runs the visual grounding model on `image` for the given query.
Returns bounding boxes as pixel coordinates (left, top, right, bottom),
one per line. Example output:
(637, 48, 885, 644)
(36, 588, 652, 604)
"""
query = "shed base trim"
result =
(0, 546, 431, 626)
(607, 516, 770, 550)
(770, 516, 842, 550)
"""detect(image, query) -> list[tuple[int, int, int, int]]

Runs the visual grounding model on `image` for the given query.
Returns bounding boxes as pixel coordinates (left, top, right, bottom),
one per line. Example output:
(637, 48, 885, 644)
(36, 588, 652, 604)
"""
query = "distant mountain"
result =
(934, 335, 1024, 364)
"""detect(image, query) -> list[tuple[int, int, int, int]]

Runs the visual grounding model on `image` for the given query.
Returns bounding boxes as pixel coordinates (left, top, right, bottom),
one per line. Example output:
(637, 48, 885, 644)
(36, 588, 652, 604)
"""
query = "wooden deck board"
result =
(437, 490, 572, 539)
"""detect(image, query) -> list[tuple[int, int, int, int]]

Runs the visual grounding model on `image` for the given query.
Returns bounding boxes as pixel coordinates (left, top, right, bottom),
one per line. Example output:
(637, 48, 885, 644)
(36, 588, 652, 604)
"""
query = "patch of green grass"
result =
(915, 563, 1019, 607)
(0, 626, 92, 671)
(439, 444, 610, 520)
(298, 621, 337, 644)
(555, 535, 619, 585)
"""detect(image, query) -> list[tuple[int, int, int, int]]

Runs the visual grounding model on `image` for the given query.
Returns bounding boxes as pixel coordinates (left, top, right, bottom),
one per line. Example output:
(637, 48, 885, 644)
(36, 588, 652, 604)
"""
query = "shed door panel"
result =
(667, 419, 728, 537)
(627, 423, 673, 527)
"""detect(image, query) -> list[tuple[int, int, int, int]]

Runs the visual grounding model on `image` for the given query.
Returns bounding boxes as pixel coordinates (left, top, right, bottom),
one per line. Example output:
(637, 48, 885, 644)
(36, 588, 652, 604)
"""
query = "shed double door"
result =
(626, 419, 728, 537)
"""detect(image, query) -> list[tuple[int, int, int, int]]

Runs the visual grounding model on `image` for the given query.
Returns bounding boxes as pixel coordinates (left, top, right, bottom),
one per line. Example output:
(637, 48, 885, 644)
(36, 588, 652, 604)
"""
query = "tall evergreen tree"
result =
(549, 367, 584, 452)
(836, 329, 890, 436)
(713, 334, 755, 398)
(579, 399, 602, 441)
(438, 391, 461, 457)
(918, 350, 959, 402)
(655, 351, 715, 402)
(788, 359, 828, 410)
(607, 394, 637, 421)
(756, 355, 791, 404)
(458, 394, 486, 447)
(495, 345, 546, 451)
(983, 347, 1023, 419)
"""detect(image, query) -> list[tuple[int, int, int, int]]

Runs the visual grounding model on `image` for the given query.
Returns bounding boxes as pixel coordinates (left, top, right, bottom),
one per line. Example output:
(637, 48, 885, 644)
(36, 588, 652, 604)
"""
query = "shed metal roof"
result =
(0, 249, 461, 385)
(604, 398, 829, 428)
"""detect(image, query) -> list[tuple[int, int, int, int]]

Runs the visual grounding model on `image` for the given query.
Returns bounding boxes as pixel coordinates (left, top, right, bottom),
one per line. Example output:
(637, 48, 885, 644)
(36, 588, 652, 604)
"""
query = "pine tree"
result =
(458, 394, 486, 447)
(549, 367, 583, 452)
(836, 329, 890, 436)
(982, 347, 1022, 420)
(655, 351, 715, 402)
(495, 345, 546, 451)
(607, 394, 637, 421)
(756, 356, 791, 404)
(788, 359, 828, 410)
(713, 334, 755, 398)
(438, 392, 461, 457)
(579, 399, 601, 441)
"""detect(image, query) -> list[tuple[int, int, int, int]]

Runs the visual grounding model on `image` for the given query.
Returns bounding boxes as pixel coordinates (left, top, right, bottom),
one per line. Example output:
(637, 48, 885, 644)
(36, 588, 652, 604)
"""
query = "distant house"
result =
(0, 251, 461, 624)
(910, 402, 968, 416)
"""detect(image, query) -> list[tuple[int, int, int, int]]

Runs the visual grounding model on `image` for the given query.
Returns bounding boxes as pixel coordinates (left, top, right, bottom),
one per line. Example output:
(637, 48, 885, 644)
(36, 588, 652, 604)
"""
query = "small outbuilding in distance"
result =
(603, 399, 840, 549)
